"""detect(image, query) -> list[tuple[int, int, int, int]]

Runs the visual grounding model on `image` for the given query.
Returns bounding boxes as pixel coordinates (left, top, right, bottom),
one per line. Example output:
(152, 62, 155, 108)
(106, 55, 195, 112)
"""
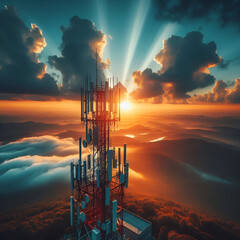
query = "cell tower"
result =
(68, 67, 129, 239)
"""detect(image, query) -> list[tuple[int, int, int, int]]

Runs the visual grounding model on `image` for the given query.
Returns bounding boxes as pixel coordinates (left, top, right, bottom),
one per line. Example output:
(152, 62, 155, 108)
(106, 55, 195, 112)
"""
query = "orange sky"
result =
(0, 100, 240, 123)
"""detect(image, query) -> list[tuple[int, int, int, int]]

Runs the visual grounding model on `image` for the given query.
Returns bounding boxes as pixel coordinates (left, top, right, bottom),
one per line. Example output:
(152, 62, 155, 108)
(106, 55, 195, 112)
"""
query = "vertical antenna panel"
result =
(74, 164, 76, 179)
(90, 82, 93, 111)
(70, 162, 74, 191)
(112, 200, 117, 232)
(125, 162, 129, 188)
(113, 148, 117, 168)
(113, 159, 117, 169)
(70, 196, 74, 226)
(118, 148, 121, 174)
(81, 88, 84, 121)
(105, 186, 110, 206)
(78, 138, 82, 181)
(83, 161, 87, 180)
(80, 212, 86, 222)
(124, 144, 127, 166)
(88, 155, 91, 169)
(107, 150, 113, 181)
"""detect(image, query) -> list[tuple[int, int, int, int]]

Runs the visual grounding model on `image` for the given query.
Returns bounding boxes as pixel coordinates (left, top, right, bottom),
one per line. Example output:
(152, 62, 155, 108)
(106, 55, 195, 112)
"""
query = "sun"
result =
(121, 101, 131, 110)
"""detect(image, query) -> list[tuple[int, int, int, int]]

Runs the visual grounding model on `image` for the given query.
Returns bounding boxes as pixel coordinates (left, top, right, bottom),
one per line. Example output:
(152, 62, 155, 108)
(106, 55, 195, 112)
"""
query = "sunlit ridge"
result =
(149, 137, 165, 142)
(125, 134, 135, 139)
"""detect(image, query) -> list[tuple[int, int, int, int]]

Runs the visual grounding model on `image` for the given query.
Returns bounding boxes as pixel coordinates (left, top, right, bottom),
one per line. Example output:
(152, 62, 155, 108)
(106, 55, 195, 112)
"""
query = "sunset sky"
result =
(0, 1, 240, 239)
(0, 0, 240, 103)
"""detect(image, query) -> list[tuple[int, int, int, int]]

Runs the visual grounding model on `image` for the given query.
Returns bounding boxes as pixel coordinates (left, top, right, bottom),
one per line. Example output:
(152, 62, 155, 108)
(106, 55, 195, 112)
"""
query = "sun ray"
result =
(140, 23, 177, 71)
(122, 0, 151, 83)
(96, 0, 111, 62)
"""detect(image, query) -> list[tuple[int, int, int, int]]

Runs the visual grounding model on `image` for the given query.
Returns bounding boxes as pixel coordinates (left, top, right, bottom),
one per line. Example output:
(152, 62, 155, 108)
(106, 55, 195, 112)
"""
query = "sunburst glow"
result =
(121, 101, 131, 110)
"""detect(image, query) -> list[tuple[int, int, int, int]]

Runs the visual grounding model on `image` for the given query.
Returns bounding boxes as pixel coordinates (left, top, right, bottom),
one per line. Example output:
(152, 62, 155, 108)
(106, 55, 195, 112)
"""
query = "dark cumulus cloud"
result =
(153, 0, 240, 28)
(130, 68, 164, 100)
(130, 31, 221, 102)
(0, 7, 59, 97)
(49, 16, 109, 97)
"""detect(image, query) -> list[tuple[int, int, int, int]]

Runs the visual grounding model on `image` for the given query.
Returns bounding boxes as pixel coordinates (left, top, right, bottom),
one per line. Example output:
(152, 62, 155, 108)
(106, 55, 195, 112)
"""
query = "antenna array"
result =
(69, 75, 129, 240)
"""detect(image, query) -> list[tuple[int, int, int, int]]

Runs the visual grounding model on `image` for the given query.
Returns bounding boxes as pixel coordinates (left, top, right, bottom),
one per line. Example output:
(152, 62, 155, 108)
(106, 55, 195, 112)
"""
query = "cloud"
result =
(190, 79, 240, 103)
(130, 32, 221, 102)
(25, 23, 47, 54)
(153, 0, 240, 28)
(0, 135, 83, 196)
(0, 135, 78, 163)
(0, 8, 110, 100)
(130, 68, 164, 100)
(0, 155, 72, 193)
(0, 7, 59, 97)
(49, 16, 109, 97)
(226, 79, 240, 103)
(218, 56, 240, 70)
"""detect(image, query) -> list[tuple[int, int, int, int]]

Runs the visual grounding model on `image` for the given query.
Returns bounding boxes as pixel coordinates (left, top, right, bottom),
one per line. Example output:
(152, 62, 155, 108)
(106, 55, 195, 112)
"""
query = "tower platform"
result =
(121, 210, 152, 240)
